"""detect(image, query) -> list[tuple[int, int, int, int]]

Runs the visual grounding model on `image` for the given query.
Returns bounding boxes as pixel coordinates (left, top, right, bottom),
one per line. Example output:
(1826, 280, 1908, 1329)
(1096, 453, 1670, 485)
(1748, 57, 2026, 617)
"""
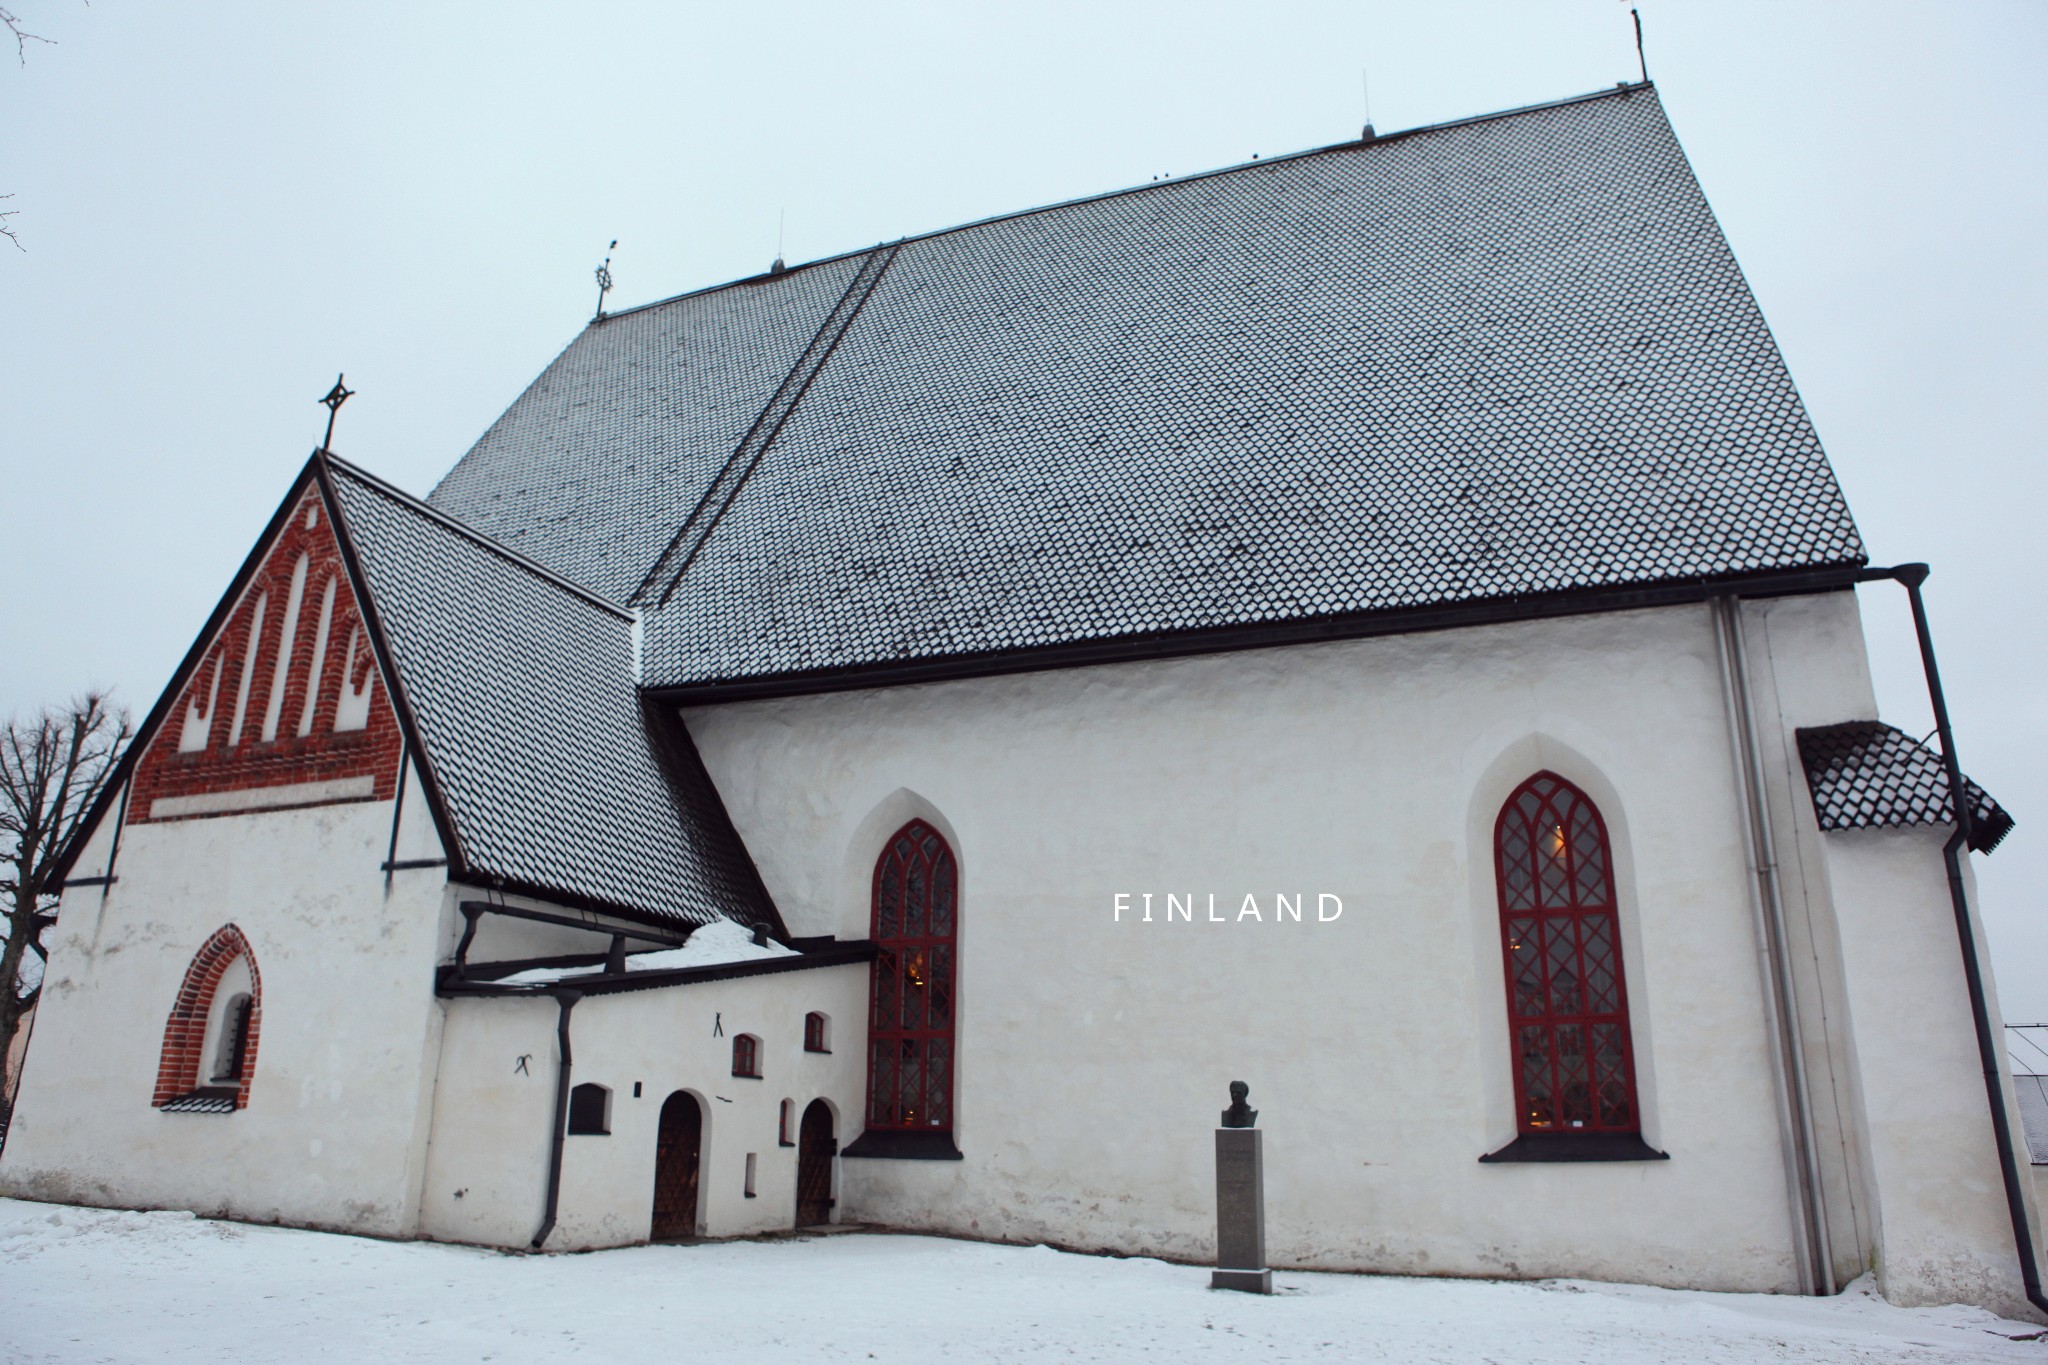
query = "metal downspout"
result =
(1714, 596, 1837, 1294)
(531, 989, 582, 1250)
(1890, 564, 2048, 1317)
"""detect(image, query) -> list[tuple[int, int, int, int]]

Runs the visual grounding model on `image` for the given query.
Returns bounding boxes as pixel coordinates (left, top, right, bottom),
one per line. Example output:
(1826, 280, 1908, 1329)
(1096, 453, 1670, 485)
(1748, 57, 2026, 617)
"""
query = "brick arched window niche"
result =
(153, 924, 263, 1113)
(843, 819, 962, 1160)
(1481, 773, 1666, 1163)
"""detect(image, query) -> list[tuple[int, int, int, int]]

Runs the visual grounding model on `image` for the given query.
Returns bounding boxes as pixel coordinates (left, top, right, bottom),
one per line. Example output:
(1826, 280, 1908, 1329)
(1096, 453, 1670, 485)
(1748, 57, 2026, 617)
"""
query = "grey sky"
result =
(3, 2, 2042, 1011)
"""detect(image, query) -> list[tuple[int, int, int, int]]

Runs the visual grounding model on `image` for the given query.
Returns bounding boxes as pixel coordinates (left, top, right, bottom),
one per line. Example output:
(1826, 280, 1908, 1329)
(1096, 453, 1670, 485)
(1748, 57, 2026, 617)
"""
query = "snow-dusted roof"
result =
(326, 458, 778, 927)
(1795, 721, 2014, 854)
(430, 84, 1864, 691)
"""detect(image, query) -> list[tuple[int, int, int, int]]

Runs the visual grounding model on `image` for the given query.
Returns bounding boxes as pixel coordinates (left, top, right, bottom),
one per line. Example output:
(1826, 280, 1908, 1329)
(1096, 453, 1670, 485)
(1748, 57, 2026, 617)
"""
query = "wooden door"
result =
(651, 1091, 702, 1240)
(796, 1099, 836, 1227)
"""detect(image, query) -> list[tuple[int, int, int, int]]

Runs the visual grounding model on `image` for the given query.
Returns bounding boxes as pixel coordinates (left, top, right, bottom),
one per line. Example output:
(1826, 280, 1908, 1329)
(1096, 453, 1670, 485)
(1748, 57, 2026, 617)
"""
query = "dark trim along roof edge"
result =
(437, 941, 877, 999)
(650, 561, 1878, 706)
(53, 454, 331, 885)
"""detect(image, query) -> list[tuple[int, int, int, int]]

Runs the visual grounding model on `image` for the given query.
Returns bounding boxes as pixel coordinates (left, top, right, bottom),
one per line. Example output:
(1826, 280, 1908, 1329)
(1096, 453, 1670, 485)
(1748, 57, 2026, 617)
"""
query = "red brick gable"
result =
(132, 486, 402, 823)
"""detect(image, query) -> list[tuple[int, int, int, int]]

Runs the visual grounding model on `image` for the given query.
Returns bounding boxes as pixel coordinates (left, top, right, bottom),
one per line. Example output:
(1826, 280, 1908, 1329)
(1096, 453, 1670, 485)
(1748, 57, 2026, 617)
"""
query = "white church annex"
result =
(3, 83, 2036, 1314)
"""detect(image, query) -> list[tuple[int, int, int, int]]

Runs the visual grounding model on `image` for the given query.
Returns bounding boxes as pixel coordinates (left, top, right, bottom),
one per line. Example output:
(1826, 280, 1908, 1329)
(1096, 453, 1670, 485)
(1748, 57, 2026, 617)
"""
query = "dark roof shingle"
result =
(429, 84, 1865, 695)
(328, 459, 777, 926)
(1796, 720, 2014, 853)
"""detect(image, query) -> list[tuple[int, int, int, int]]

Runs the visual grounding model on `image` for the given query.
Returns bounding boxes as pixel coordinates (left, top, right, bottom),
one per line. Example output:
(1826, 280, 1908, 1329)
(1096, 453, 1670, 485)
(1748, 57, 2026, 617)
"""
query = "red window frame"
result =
(804, 1012, 829, 1053)
(731, 1033, 760, 1079)
(865, 820, 957, 1133)
(1495, 772, 1641, 1136)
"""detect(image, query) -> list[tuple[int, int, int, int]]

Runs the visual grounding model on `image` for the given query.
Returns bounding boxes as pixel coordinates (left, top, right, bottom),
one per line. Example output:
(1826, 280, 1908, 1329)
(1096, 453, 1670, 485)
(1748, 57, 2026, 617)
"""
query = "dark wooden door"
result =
(651, 1091, 702, 1240)
(796, 1099, 836, 1227)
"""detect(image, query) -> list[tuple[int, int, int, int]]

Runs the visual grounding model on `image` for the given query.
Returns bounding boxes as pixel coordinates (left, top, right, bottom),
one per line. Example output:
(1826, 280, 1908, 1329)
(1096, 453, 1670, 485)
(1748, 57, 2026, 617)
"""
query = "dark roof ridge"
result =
(325, 453, 634, 621)
(599, 80, 1655, 325)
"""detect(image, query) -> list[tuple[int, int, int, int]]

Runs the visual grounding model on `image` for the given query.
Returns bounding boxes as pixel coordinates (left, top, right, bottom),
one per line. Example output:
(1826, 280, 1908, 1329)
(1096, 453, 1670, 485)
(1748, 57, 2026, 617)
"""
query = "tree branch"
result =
(0, 7, 52, 65)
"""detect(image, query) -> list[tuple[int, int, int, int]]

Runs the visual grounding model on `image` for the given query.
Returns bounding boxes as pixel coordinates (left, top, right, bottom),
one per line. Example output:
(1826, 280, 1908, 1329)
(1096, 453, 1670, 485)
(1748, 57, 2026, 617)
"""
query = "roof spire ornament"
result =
(317, 373, 354, 452)
(594, 239, 618, 321)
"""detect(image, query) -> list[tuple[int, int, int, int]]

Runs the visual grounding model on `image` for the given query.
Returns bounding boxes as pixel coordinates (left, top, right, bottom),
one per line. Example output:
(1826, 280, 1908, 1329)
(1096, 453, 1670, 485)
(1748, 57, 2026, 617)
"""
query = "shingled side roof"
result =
(433, 83, 1865, 694)
(325, 458, 778, 927)
(1796, 721, 2014, 854)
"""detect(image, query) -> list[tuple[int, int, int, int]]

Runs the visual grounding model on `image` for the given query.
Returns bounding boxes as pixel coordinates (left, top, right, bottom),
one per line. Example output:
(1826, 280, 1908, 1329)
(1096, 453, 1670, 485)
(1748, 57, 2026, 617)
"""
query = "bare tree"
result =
(1, 1, 84, 252)
(0, 692, 130, 1132)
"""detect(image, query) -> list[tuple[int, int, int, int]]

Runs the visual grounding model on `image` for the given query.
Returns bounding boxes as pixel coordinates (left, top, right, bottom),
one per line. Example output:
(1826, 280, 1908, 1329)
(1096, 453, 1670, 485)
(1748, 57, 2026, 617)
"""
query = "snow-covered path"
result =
(0, 1199, 2041, 1363)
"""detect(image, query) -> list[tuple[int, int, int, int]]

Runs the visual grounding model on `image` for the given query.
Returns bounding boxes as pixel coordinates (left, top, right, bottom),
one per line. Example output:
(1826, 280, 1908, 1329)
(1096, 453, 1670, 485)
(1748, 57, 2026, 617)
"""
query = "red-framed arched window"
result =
(1496, 773, 1639, 1136)
(152, 924, 263, 1112)
(865, 820, 957, 1134)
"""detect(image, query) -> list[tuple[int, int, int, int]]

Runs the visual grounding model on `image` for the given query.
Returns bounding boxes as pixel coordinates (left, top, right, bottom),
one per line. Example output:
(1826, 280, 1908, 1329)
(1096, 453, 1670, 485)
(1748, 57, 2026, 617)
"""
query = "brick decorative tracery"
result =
(132, 487, 402, 824)
(151, 924, 263, 1109)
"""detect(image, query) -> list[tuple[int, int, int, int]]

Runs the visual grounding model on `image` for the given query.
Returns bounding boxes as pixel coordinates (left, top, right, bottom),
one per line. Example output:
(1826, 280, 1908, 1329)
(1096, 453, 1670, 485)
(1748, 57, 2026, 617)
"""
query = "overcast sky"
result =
(2, 1, 2042, 1013)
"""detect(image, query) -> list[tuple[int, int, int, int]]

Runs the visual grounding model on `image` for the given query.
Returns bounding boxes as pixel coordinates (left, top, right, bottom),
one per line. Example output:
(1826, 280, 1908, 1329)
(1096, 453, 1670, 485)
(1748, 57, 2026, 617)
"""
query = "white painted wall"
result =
(417, 962, 868, 1250)
(0, 765, 448, 1238)
(1820, 825, 2043, 1317)
(682, 593, 2014, 1298)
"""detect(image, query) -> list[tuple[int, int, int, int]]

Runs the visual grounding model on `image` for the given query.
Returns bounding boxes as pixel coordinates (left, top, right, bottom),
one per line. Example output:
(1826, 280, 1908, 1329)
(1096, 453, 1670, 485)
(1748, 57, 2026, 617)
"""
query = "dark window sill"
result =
(804, 1049, 832, 1056)
(841, 1129, 962, 1160)
(567, 1129, 611, 1137)
(1480, 1132, 1668, 1163)
(159, 1087, 238, 1114)
(778, 1139, 795, 1148)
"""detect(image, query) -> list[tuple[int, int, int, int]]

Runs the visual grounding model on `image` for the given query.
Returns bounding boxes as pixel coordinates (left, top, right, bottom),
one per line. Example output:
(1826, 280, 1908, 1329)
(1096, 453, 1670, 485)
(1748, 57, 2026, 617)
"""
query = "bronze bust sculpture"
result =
(1221, 1080, 1258, 1128)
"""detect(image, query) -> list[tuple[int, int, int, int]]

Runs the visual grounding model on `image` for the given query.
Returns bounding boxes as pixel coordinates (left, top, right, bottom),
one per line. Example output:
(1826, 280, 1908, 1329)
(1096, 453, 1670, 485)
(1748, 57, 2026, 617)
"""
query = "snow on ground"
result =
(0, 1199, 2042, 1364)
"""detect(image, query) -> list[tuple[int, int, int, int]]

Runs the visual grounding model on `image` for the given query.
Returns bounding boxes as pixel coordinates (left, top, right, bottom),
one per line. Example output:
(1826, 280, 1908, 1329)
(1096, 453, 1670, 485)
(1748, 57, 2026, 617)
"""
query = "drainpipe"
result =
(1713, 596, 1836, 1295)
(1888, 564, 2048, 1318)
(531, 989, 582, 1250)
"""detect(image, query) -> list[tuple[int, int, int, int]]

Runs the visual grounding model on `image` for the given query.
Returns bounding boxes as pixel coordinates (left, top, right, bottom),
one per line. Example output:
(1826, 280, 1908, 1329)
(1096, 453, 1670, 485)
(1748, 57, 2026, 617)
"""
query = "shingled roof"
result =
(325, 458, 778, 927)
(430, 83, 1864, 693)
(1796, 721, 2014, 854)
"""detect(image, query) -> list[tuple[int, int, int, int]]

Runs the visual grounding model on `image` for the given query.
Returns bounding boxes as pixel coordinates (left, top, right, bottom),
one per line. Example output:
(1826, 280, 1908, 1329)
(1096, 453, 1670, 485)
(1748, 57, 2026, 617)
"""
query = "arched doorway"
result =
(650, 1091, 702, 1240)
(795, 1099, 836, 1227)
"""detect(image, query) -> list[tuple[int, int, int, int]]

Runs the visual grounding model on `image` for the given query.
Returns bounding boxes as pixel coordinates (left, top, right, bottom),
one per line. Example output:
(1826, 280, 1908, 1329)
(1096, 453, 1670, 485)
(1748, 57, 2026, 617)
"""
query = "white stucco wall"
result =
(417, 963, 868, 1250)
(683, 594, 1936, 1294)
(1820, 825, 2043, 1317)
(0, 765, 448, 1238)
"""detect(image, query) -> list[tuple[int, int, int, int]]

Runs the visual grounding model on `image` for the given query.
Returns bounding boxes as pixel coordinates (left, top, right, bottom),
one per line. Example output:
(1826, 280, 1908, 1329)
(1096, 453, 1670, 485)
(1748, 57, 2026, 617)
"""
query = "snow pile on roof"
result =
(4, 1198, 2045, 1363)
(497, 919, 797, 984)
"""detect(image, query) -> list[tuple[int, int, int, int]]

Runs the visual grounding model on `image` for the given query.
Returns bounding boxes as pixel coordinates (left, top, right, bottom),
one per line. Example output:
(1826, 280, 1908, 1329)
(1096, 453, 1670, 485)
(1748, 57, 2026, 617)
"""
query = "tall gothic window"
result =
(865, 820, 957, 1135)
(1495, 773, 1640, 1136)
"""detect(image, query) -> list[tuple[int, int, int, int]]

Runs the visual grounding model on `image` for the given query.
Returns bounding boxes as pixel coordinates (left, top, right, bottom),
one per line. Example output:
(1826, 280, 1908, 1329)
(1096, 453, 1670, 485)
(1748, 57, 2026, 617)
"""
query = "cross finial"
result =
(594, 239, 618, 320)
(318, 373, 354, 452)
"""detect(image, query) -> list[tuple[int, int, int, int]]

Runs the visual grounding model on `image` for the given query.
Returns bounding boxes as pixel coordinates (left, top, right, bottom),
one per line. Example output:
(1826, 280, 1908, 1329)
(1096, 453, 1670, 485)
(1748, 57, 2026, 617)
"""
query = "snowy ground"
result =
(1, 1199, 2044, 1363)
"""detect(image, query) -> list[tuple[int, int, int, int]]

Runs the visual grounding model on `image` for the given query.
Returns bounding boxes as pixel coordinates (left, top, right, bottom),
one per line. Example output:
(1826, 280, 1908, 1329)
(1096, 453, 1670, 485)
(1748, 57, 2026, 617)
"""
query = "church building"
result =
(4, 82, 2036, 1315)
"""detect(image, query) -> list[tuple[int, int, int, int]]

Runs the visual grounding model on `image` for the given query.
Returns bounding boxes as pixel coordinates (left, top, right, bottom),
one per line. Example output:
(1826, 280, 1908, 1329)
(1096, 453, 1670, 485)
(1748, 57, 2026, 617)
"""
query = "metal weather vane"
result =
(594, 239, 618, 320)
(318, 373, 354, 452)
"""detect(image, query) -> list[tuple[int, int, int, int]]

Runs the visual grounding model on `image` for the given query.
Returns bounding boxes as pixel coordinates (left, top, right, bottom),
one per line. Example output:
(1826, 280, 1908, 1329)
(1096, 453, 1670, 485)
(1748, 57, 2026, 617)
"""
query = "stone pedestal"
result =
(1211, 1127, 1272, 1293)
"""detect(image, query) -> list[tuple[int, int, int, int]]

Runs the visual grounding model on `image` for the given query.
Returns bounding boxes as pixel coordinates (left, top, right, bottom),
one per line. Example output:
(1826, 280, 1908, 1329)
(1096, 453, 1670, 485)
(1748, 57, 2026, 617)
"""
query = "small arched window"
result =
(804, 1012, 830, 1054)
(567, 1082, 611, 1135)
(779, 1098, 796, 1146)
(732, 1033, 761, 1079)
(1495, 772, 1641, 1139)
(211, 993, 254, 1083)
(154, 925, 263, 1113)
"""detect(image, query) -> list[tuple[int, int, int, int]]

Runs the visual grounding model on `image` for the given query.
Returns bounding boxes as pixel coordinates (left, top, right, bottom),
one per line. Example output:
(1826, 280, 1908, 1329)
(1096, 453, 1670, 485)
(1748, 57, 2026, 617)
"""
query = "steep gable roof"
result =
(426, 84, 1864, 696)
(325, 458, 778, 928)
